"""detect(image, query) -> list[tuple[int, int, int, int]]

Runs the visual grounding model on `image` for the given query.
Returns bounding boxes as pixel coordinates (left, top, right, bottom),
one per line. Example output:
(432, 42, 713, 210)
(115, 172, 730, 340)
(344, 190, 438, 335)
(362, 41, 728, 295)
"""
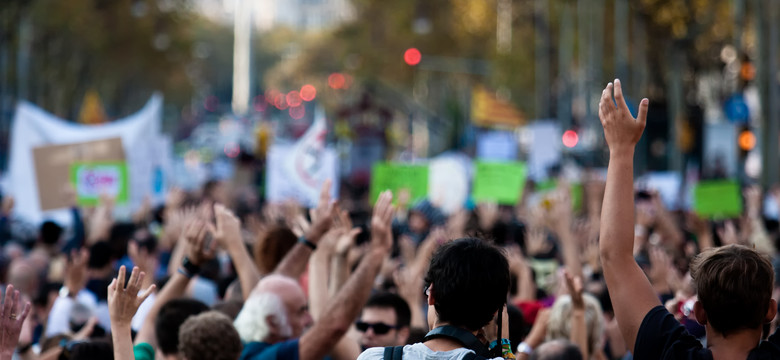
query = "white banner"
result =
(265, 114, 338, 207)
(7, 95, 164, 224)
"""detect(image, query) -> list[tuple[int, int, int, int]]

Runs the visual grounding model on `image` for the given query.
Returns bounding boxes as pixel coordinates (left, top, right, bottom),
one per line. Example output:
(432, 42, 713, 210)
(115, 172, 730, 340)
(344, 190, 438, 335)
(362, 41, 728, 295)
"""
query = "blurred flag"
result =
(78, 90, 107, 125)
(471, 85, 525, 128)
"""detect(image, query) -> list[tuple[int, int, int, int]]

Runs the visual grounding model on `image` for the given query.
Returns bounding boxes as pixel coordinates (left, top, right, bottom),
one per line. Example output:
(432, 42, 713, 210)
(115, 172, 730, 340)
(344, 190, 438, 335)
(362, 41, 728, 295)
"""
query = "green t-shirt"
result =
(133, 342, 155, 360)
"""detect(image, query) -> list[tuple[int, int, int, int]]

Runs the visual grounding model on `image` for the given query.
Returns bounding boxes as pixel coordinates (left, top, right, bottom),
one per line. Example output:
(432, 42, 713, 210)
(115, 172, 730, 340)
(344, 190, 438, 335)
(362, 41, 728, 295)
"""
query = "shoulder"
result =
(241, 339, 301, 360)
(357, 347, 387, 360)
(132, 342, 155, 360)
(634, 306, 710, 360)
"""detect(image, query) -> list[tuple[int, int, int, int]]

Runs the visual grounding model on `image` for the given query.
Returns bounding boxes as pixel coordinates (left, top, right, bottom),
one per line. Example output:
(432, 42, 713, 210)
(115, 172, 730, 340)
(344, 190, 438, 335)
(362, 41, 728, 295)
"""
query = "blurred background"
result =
(0, 0, 779, 221)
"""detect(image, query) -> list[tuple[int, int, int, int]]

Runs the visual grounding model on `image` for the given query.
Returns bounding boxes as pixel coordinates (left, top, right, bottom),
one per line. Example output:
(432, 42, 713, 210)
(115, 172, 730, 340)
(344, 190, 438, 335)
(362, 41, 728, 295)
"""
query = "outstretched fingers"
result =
(613, 79, 630, 113)
(637, 98, 649, 129)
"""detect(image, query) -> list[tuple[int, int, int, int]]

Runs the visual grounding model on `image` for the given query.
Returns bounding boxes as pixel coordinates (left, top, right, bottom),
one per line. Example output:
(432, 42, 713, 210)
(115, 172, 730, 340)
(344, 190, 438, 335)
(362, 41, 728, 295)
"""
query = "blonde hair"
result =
(546, 293, 604, 357)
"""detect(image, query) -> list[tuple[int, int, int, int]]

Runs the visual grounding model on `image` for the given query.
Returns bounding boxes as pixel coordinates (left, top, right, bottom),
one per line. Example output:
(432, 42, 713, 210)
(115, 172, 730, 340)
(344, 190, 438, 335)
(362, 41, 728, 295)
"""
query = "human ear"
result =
(693, 301, 707, 326)
(765, 299, 777, 323)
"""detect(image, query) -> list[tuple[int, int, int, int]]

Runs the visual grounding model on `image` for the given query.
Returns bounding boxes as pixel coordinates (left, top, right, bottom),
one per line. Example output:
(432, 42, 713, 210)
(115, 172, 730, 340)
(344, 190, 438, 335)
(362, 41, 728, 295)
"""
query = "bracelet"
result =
(298, 236, 317, 250)
(177, 267, 195, 279)
(516, 341, 533, 355)
(489, 338, 511, 350)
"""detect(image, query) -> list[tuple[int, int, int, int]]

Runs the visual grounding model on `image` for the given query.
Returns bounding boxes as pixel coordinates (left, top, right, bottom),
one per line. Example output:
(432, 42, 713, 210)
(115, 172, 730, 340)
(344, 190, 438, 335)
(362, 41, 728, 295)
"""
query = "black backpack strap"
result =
(383, 345, 405, 360)
(393, 346, 404, 360)
(424, 326, 490, 357)
(462, 352, 487, 360)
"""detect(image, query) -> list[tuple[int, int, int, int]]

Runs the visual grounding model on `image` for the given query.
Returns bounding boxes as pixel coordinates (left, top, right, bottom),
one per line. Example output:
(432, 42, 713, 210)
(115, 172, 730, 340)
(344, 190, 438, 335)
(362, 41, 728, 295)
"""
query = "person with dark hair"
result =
(253, 226, 297, 276)
(356, 292, 412, 349)
(596, 79, 780, 359)
(155, 298, 210, 357)
(358, 237, 511, 359)
(58, 340, 114, 360)
(39, 221, 63, 247)
(178, 311, 243, 360)
(529, 340, 582, 360)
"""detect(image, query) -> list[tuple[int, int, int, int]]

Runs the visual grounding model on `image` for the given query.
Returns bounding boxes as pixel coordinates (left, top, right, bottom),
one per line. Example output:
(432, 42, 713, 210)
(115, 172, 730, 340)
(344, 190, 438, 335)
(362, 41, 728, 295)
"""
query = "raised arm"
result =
(564, 271, 588, 359)
(598, 80, 660, 349)
(134, 220, 214, 346)
(299, 191, 394, 360)
(108, 266, 155, 360)
(274, 181, 335, 278)
(212, 204, 260, 301)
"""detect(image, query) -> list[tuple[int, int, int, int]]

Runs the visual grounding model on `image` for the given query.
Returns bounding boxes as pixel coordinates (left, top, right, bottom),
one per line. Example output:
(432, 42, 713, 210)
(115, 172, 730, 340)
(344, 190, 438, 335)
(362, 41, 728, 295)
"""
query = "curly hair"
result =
(178, 311, 243, 360)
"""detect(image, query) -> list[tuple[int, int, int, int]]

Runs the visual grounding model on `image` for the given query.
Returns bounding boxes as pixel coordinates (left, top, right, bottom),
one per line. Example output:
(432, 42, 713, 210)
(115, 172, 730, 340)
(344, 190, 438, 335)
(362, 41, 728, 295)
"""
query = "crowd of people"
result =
(0, 80, 779, 359)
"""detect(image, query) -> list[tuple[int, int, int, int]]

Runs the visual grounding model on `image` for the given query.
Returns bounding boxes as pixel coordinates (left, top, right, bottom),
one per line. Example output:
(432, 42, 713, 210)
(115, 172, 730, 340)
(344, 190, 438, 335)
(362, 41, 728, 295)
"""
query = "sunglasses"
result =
(355, 321, 398, 335)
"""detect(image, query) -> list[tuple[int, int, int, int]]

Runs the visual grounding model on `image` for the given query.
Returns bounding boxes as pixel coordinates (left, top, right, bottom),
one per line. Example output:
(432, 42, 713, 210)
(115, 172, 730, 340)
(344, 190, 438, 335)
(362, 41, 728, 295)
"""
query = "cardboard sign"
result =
(370, 163, 429, 204)
(472, 161, 527, 205)
(693, 180, 742, 219)
(32, 137, 125, 211)
(70, 162, 129, 206)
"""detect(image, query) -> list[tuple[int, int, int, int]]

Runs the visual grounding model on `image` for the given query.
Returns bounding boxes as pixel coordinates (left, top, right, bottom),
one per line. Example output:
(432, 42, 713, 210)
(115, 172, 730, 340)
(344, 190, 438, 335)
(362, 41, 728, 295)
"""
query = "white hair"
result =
(233, 291, 292, 342)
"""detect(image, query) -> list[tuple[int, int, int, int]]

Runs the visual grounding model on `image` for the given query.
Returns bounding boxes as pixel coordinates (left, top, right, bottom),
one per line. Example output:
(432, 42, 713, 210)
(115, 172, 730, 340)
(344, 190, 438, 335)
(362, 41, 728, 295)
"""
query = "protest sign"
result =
(370, 163, 429, 204)
(9, 95, 162, 224)
(32, 137, 126, 211)
(472, 161, 527, 205)
(429, 154, 471, 214)
(693, 180, 742, 219)
(70, 161, 129, 206)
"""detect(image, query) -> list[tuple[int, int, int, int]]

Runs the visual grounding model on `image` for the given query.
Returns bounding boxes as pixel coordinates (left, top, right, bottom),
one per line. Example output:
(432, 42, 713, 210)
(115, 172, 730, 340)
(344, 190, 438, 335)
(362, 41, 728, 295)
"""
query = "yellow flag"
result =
(471, 85, 525, 128)
(78, 90, 107, 125)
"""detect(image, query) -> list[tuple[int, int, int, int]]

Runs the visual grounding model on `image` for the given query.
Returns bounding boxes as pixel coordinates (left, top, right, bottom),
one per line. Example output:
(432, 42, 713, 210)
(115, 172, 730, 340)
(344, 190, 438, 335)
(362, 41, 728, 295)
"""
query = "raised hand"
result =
(599, 79, 648, 153)
(306, 180, 337, 242)
(212, 204, 243, 248)
(564, 270, 585, 310)
(333, 210, 362, 256)
(184, 220, 217, 267)
(108, 266, 155, 328)
(0, 285, 32, 359)
(371, 191, 394, 253)
(64, 248, 90, 297)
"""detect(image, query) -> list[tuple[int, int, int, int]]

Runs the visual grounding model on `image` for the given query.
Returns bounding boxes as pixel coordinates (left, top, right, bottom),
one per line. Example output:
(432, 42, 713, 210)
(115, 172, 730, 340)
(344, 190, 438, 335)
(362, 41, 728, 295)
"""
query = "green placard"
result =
(69, 161, 129, 206)
(534, 180, 583, 213)
(370, 163, 429, 204)
(693, 180, 742, 219)
(472, 161, 527, 205)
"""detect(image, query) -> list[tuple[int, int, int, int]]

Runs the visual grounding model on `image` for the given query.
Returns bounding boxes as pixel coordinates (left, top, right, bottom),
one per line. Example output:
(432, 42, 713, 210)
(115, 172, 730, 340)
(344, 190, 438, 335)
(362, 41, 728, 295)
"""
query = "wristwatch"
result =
(180, 257, 201, 277)
(59, 286, 77, 298)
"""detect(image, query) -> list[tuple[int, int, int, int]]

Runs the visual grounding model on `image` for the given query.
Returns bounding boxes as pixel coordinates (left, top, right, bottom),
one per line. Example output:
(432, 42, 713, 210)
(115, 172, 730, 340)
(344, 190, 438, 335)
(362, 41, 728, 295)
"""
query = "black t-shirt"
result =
(635, 306, 780, 360)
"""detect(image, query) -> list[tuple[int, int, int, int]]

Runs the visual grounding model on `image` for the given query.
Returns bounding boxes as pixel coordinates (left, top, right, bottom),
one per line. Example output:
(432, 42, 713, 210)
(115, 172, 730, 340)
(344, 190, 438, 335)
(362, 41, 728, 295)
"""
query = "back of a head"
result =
(178, 311, 243, 360)
(59, 340, 114, 360)
(365, 292, 412, 329)
(254, 226, 297, 275)
(424, 238, 510, 331)
(690, 244, 774, 336)
(155, 298, 209, 355)
(40, 221, 63, 245)
(530, 340, 583, 360)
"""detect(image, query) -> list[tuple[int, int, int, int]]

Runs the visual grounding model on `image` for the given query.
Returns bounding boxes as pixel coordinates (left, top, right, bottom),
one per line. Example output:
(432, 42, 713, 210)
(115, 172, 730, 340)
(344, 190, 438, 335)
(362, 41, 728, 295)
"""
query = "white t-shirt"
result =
(357, 343, 503, 360)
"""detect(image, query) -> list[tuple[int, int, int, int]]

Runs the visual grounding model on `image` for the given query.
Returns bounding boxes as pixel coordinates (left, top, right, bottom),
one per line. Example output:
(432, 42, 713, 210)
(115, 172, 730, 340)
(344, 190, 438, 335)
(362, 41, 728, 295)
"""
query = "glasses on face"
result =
(355, 321, 398, 335)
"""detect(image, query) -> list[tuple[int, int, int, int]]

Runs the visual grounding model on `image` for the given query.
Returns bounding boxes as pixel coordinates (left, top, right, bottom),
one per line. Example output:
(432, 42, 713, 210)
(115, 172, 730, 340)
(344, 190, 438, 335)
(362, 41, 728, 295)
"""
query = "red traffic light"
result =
(562, 130, 579, 148)
(404, 48, 421, 66)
